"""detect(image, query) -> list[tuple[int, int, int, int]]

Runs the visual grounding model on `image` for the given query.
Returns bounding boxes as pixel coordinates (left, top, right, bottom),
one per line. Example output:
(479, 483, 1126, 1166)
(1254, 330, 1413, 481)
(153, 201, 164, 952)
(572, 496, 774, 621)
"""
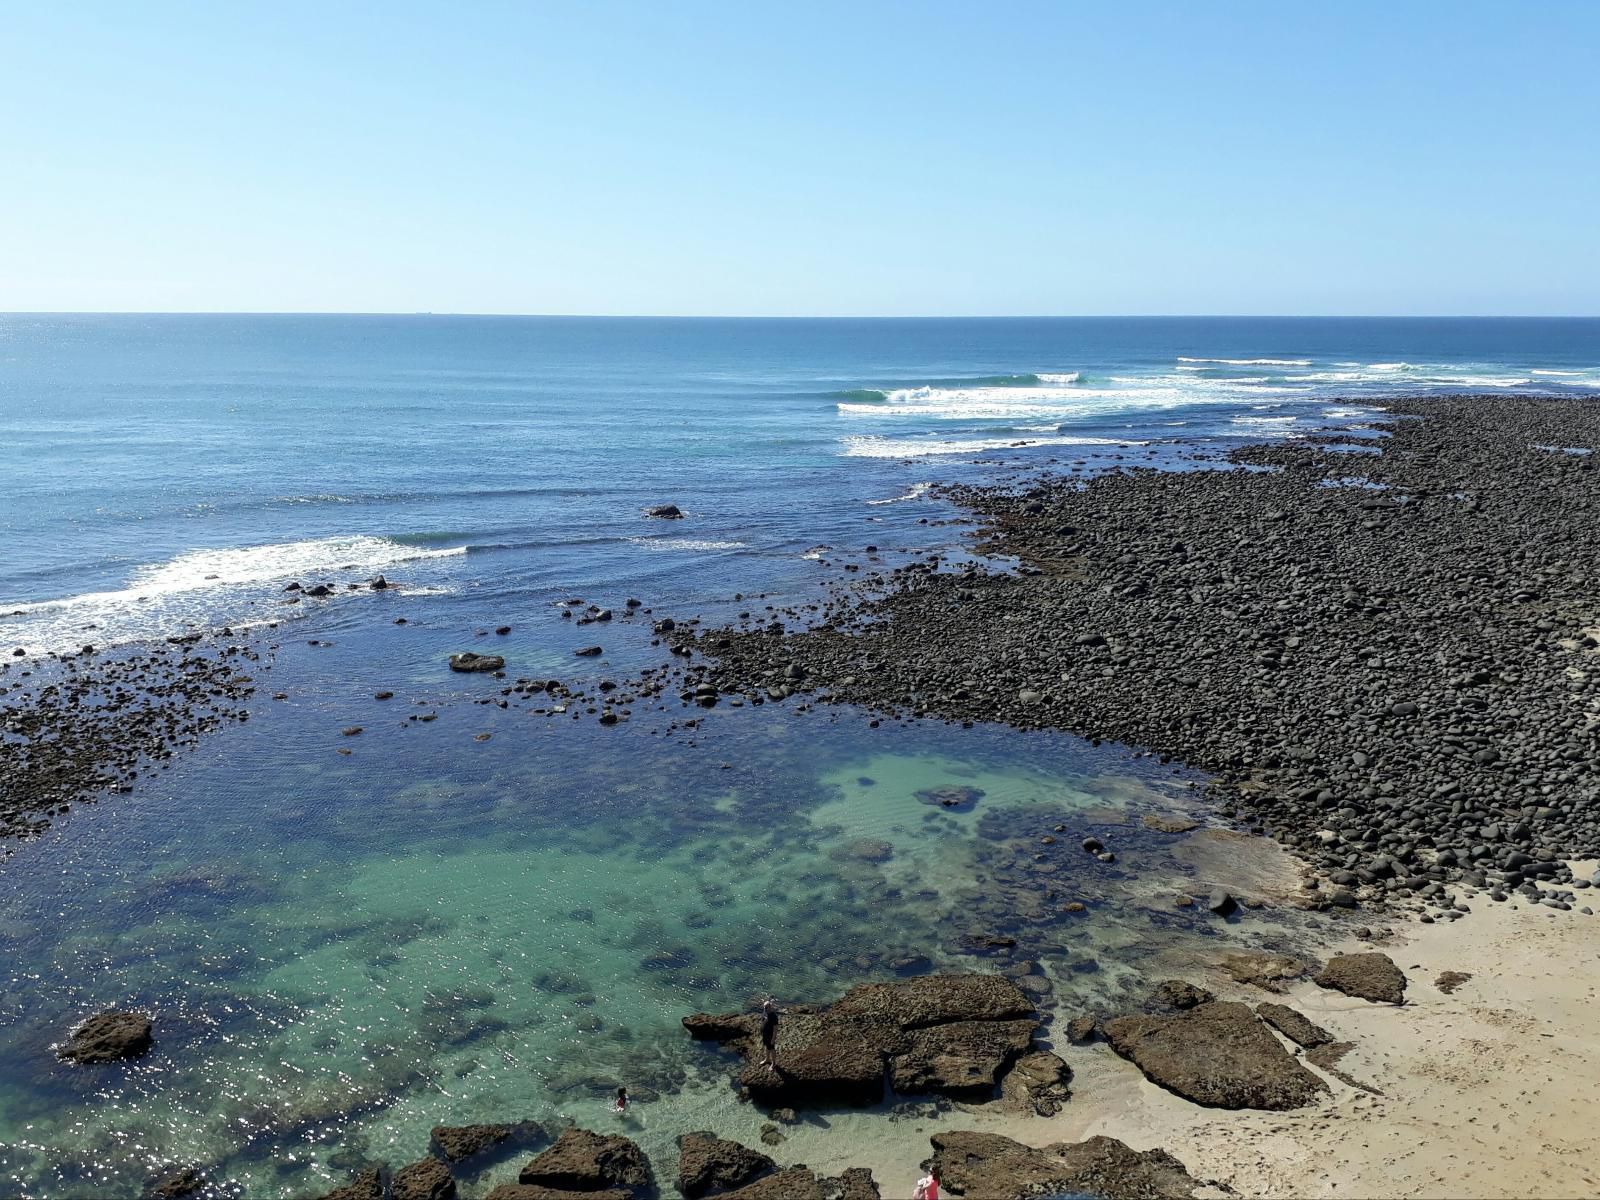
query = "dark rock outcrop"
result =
(142, 1167, 206, 1199)
(675, 1131, 775, 1198)
(517, 1128, 652, 1195)
(448, 652, 504, 673)
(645, 504, 684, 519)
(320, 1166, 387, 1200)
(684, 974, 1037, 1108)
(1314, 953, 1407, 1005)
(930, 1130, 1200, 1199)
(57, 1009, 153, 1064)
(1255, 1003, 1334, 1049)
(1151, 981, 1213, 1010)
(1102, 1001, 1328, 1109)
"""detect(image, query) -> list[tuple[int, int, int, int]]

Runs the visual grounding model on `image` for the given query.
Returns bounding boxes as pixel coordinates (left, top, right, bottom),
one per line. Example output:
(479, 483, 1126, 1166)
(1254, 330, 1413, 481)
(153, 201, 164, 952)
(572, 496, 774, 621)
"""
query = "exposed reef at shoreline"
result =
(666, 395, 1600, 916)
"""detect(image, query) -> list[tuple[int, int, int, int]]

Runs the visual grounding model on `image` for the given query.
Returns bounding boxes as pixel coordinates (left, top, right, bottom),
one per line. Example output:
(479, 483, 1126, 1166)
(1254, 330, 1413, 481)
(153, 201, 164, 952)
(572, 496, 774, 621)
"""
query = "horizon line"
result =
(3, 311, 1600, 321)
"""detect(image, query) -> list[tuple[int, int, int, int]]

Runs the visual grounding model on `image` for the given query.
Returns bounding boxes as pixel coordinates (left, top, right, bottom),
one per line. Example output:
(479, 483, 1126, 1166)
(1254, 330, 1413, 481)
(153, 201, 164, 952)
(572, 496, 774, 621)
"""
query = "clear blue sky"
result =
(2, 1, 1597, 315)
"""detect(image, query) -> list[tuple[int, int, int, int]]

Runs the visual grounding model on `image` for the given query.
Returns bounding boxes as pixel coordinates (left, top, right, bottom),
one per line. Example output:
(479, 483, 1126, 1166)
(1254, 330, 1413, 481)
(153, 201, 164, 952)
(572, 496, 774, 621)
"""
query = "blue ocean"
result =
(0, 315, 1597, 1198)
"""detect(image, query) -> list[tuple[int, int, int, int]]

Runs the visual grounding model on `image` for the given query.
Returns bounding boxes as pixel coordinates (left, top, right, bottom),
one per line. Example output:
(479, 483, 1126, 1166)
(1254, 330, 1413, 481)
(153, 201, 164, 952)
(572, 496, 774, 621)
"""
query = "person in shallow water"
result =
(612, 1086, 627, 1113)
(760, 997, 780, 1066)
(913, 1167, 940, 1200)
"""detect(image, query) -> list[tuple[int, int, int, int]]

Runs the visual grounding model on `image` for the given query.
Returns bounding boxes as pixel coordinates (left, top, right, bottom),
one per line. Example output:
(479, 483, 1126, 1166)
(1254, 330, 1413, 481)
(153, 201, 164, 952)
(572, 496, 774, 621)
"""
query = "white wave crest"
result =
(5, 536, 465, 617)
(1531, 369, 1587, 377)
(1176, 357, 1313, 367)
(841, 434, 1144, 459)
(1036, 372, 1082, 384)
(865, 482, 934, 505)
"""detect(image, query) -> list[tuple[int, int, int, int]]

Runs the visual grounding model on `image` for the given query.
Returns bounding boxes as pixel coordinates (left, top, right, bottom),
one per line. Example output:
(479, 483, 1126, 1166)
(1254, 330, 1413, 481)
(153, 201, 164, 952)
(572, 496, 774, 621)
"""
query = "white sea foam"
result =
(0, 535, 467, 653)
(625, 537, 748, 552)
(1531, 369, 1586, 377)
(865, 482, 934, 505)
(4, 536, 465, 617)
(841, 434, 1144, 459)
(1176, 357, 1313, 367)
(1367, 362, 1416, 371)
(1036, 372, 1082, 384)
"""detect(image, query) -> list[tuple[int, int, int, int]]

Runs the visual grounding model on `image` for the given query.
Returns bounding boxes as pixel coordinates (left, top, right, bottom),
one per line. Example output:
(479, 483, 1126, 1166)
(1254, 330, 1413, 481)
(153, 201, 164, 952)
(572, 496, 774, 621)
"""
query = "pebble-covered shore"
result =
(671, 396, 1600, 914)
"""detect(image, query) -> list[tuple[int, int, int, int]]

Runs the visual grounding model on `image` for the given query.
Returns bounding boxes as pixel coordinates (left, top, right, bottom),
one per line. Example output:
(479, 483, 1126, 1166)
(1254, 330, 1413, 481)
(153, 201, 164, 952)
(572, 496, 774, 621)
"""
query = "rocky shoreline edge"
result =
(661, 394, 1600, 919)
(88, 961, 1427, 1200)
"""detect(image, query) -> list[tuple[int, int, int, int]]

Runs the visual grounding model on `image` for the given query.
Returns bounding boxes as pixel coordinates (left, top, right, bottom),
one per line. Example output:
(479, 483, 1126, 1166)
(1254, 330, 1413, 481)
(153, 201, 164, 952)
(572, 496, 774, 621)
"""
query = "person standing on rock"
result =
(913, 1167, 939, 1200)
(760, 997, 780, 1066)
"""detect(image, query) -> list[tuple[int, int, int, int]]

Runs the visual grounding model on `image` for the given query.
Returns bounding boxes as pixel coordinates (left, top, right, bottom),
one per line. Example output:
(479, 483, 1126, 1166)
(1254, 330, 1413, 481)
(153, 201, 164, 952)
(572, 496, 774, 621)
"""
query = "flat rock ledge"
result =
(514, 1128, 652, 1197)
(930, 1130, 1201, 1200)
(57, 1009, 153, 1064)
(1103, 1000, 1329, 1110)
(1314, 952, 1408, 1005)
(677, 1131, 775, 1198)
(392, 1157, 456, 1200)
(684, 973, 1039, 1107)
(430, 1120, 544, 1166)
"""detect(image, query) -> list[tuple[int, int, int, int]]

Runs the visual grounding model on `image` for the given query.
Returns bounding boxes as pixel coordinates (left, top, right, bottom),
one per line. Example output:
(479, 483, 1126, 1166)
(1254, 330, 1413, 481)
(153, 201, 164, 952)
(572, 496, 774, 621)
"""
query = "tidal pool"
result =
(0, 640, 1316, 1198)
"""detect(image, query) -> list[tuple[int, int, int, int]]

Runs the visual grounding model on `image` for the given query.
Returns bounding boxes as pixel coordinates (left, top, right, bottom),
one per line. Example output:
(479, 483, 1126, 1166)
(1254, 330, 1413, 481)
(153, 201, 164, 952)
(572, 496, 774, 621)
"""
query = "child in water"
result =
(912, 1168, 939, 1200)
(612, 1086, 627, 1114)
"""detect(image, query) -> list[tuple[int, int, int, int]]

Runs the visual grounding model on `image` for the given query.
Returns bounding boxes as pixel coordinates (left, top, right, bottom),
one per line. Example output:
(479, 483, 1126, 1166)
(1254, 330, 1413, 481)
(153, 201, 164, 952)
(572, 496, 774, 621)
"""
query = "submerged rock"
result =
(915, 785, 984, 811)
(57, 1009, 153, 1064)
(430, 1120, 543, 1165)
(930, 1130, 1201, 1199)
(1151, 980, 1213, 1010)
(392, 1157, 456, 1200)
(675, 1131, 775, 1198)
(320, 1166, 387, 1200)
(517, 1128, 652, 1195)
(1314, 952, 1407, 1005)
(141, 1167, 206, 1199)
(1102, 1001, 1328, 1109)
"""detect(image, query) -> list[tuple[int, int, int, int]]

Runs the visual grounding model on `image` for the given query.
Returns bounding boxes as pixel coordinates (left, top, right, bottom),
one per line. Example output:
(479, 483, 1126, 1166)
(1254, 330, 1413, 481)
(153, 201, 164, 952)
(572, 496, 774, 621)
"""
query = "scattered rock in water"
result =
(645, 504, 684, 519)
(57, 1009, 153, 1064)
(915, 784, 984, 811)
(1218, 951, 1307, 993)
(1102, 1001, 1328, 1109)
(517, 1127, 653, 1196)
(1151, 980, 1213, 1010)
(1255, 1002, 1334, 1049)
(930, 1130, 1202, 1200)
(675, 1131, 775, 1198)
(1000, 1047, 1073, 1116)
(1206, 890, 1238, 917)
(392, 1157, 456, 1200)
(1314, 952, 1407, 1005)
(575, 646, 604, 657)
(1065, 1014, 1099, 1043)
(684, 974, 1036, 1108)
(448, 652, 504, 673)
(1435, 970, 1473, 995)
(141, 1167, 206, 1199)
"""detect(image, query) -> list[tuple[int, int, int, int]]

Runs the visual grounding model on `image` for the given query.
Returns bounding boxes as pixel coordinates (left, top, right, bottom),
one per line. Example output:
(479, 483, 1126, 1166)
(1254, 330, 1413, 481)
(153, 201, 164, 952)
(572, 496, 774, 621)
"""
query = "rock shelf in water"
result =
(684, 973, 1049, 1108)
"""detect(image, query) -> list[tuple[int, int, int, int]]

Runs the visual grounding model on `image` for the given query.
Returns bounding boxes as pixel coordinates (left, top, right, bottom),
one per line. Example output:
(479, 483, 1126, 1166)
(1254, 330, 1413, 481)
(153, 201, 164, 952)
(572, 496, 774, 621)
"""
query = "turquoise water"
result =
(3, 317, 1597, 1196)
(0, 636, 1310, 1198)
